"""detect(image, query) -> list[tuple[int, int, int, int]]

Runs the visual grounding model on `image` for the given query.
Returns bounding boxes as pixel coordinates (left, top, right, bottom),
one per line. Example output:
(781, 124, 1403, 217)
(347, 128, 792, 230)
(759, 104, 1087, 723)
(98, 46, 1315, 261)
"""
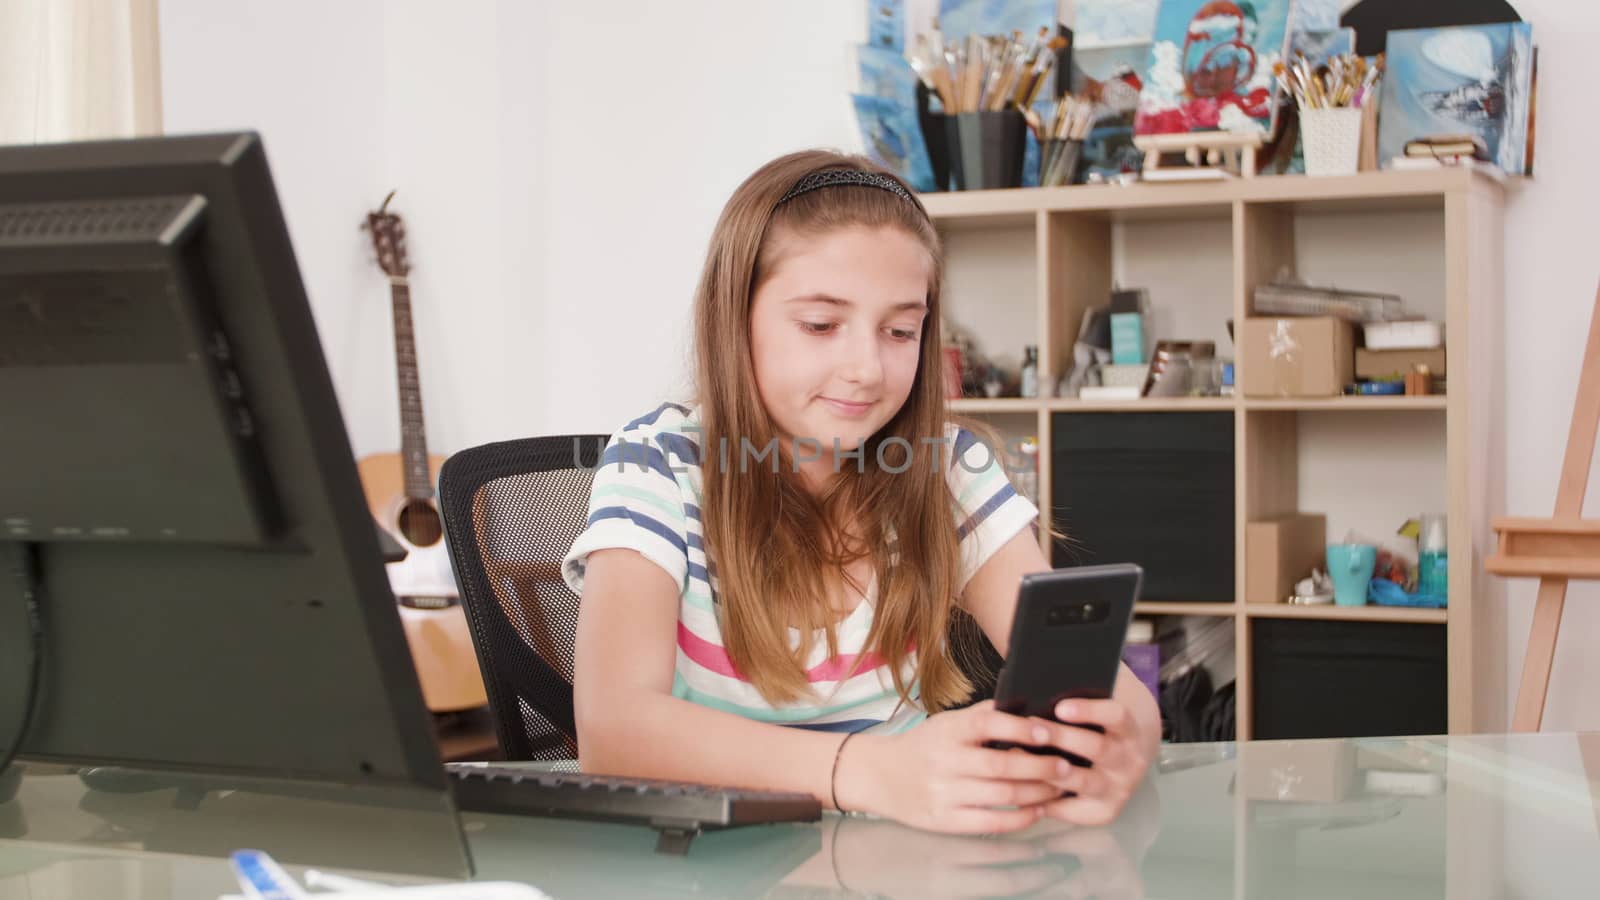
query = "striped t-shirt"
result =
(560, 402, 1037, 735)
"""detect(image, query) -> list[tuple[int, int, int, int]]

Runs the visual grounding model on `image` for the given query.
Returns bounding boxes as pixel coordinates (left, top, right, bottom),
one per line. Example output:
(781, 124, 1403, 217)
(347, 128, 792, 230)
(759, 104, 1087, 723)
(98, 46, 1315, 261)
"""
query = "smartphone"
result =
(988, 563, 1142, 765)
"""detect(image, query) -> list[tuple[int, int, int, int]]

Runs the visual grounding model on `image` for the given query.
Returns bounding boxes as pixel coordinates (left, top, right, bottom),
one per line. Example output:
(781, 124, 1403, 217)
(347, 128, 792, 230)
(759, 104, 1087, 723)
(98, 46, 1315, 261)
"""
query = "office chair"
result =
(438, 435, 607, 761)
(438, 433, 1004, 761)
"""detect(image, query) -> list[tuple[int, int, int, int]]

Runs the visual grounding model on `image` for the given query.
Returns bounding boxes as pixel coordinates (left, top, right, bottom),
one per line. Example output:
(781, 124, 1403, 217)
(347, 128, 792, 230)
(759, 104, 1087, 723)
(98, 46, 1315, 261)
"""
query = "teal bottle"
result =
(1418, 515, 1448, 600)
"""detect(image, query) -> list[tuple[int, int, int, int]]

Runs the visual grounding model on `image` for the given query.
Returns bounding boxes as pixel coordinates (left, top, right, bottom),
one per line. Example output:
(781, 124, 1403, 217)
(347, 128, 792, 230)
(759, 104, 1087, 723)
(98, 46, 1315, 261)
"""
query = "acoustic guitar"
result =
(361, 192, 487, 714)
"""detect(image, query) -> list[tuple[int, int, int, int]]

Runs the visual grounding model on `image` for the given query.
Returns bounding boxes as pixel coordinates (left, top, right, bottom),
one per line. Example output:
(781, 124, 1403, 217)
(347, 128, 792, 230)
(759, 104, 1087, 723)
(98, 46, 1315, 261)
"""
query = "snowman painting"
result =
(1134, 0, 1293, 136)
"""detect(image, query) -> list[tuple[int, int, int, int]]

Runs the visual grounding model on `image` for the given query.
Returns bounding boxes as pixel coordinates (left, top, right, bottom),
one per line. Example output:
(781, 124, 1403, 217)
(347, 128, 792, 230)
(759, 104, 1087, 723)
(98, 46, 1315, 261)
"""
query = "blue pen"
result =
(229, 850, 309, 900)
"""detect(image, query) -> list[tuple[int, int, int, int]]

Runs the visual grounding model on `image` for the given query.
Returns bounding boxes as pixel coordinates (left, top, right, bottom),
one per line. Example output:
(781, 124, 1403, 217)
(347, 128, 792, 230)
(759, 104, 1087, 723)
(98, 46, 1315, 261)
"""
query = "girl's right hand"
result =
(833, 700, 1101, 834)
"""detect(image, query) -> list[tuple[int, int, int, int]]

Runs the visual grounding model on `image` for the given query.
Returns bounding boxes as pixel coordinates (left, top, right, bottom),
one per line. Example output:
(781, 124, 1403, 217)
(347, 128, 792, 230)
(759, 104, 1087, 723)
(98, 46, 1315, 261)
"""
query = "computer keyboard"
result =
(445, 763, 822, 854)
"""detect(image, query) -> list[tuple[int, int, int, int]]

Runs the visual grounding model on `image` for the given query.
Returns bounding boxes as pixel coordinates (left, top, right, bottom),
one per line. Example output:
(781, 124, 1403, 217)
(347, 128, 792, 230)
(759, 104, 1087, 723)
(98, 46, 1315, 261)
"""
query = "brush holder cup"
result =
(1039, 138, 1083, 186)
(916, 82, 953, 192)
(952, 110, 1026, 190)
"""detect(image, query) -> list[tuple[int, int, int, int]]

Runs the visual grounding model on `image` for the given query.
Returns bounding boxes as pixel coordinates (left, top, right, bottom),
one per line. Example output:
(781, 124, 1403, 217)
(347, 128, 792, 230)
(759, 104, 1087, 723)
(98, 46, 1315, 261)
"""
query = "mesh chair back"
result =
(438, 433, 1007, 757)
(438, 435, 607, 760)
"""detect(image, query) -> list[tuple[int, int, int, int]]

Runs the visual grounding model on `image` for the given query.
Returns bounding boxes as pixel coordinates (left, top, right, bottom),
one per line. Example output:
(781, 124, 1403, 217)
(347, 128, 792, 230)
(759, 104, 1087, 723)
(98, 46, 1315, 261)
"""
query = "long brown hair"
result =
(692, 150, 974, 712)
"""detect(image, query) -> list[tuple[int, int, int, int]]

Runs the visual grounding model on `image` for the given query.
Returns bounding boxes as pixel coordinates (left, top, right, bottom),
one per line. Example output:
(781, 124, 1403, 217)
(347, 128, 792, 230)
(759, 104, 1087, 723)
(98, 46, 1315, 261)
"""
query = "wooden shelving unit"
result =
(927, 168, 1506, 738)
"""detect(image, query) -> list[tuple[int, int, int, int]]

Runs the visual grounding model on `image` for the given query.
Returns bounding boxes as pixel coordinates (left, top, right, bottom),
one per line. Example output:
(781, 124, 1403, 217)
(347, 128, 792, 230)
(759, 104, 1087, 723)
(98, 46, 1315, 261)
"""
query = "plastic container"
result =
(1301, 107, 1363, 176)
(1363, 320, 1443, 350)
(1418, 514, 1448, 599)
(1327, 543, 1377, 607)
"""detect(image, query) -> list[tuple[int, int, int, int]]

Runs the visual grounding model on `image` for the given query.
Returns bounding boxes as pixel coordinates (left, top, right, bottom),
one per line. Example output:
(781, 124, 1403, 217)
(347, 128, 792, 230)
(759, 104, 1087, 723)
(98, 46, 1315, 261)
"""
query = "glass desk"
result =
(3, 732, 1599, 898)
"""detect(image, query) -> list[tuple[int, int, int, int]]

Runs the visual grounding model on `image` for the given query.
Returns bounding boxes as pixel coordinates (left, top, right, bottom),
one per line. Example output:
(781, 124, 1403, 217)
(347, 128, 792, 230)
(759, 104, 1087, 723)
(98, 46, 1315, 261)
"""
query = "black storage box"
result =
(1251, 619, 1447, 740)
(1050, 412, 1234, 602)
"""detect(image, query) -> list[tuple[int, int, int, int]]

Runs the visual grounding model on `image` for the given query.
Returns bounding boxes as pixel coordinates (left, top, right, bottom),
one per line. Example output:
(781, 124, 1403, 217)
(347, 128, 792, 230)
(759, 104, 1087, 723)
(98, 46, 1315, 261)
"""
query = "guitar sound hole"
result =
(398, 500, 444, 547)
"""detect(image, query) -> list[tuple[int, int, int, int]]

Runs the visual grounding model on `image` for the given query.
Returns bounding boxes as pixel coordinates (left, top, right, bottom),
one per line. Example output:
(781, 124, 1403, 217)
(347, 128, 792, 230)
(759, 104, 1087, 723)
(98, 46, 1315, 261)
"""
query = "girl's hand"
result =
(833, 700, 1103, 834)
(1037, 698, 1154, 826)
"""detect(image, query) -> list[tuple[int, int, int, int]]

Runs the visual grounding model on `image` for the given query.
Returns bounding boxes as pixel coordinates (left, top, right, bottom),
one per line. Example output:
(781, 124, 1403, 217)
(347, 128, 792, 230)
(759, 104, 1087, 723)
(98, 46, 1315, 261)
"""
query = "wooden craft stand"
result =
(1134, 131, 1264, 180)
(1488, 282, 1600, 731)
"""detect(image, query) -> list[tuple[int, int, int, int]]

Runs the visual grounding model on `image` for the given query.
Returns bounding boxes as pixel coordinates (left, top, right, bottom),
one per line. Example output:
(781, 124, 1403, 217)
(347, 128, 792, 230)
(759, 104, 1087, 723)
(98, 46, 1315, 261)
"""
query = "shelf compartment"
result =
(1251, 617, 1447, 740)
(940, 218, 1037, 375)
(1052, 411, 1234, 601)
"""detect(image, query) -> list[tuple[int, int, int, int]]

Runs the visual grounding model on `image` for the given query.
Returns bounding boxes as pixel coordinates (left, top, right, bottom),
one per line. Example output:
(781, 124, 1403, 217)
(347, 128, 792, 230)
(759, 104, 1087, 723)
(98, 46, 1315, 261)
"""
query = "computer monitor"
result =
(0, 132, 446, 793)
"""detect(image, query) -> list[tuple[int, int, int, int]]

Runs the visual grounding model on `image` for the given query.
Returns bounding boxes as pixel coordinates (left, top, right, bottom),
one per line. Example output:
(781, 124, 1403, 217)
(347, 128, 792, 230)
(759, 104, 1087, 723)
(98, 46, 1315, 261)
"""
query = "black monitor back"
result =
(0, 133, 444, 792)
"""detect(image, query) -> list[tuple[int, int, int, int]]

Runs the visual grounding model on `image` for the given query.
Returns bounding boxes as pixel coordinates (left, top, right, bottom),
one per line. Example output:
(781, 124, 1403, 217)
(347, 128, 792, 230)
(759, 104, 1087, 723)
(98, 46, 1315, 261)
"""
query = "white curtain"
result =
(0, 0, 163, 144)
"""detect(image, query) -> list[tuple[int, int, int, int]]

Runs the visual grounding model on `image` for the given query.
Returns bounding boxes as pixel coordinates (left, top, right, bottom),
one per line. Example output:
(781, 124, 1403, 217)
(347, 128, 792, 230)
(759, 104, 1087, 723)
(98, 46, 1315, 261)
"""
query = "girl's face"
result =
(749, 224, 931, 464)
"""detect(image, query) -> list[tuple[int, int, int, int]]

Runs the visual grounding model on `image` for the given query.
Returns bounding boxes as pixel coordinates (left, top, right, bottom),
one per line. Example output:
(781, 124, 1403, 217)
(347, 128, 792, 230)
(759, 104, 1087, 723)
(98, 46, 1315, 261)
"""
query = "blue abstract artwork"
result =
(852, 94, 938, 192)
(938, 0, 1054, 41)
(1075, 0, 1159, 48)
(1378, 23, 1534, 174)
(868, 0, 905, 53)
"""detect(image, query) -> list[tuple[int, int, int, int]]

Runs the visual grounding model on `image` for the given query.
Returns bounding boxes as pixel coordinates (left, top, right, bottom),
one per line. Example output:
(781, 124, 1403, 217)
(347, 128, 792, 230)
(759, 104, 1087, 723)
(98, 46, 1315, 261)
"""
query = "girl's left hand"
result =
(1038, 698, 1154, 826)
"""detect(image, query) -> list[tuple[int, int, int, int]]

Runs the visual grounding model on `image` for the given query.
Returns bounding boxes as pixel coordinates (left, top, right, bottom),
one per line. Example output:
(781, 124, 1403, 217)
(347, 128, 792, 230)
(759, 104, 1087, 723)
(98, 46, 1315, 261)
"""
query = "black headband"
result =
(777, 169, 918, 206)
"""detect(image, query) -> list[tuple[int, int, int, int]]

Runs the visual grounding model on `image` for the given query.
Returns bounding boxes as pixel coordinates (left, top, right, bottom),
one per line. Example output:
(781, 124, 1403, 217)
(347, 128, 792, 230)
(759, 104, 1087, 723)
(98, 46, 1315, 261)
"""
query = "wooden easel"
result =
(1488, 282, 1600, 731)
(1134, 132, 1264, 181)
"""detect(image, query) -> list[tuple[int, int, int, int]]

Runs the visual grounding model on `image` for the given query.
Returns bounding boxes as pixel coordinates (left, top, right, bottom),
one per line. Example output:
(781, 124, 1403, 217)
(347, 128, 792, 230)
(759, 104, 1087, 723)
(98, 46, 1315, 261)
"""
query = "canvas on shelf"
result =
(1377, 23, 1534, 175)
(852, 93, 937, 192)
(1074, 0, 1159, 48)
(1133, 0, 1296, 136)
(868, 0, 905, 52)
(937, 0, 1055, 41)
(1070, 44, 1150, 180)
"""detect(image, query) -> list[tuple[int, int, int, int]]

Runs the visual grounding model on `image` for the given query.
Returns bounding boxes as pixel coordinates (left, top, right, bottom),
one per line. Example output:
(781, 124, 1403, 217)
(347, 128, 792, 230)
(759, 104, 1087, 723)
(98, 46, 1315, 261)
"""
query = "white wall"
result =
(536, 2, 865, 430)
(1498, 0, 1600, 734)
(160, 2, 1600, 730)
(159, 0, 552, 460)
(162, 0, 864, 460)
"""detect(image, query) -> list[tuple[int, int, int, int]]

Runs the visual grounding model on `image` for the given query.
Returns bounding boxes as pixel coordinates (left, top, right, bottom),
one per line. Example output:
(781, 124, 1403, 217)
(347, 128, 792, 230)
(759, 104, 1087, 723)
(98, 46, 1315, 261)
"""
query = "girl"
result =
(561, 150, 1159, 834)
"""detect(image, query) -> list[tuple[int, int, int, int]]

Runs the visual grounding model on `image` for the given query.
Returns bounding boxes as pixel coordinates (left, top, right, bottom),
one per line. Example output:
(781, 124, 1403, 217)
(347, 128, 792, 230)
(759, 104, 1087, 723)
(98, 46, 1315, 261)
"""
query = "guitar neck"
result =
(389, 278, 434, 499)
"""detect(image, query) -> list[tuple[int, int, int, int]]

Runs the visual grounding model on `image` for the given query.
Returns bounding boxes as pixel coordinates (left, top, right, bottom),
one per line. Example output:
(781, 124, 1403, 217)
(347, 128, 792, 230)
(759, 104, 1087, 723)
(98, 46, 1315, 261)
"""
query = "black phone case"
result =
(987, 564, 1142, 768)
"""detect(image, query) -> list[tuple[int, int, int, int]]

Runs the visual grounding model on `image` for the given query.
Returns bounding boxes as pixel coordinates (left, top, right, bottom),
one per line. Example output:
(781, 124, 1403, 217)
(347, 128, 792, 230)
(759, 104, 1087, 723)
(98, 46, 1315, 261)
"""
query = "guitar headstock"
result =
(363, 190, 410, 278)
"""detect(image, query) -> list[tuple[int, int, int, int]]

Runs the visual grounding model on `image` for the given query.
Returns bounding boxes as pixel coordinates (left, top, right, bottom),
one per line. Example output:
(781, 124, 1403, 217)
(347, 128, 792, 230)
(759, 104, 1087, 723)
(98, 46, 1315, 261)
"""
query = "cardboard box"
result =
(1355, 347, 1447, 380)
(1240, 317, 1354, 397)
(1246, 514, 1327, 604)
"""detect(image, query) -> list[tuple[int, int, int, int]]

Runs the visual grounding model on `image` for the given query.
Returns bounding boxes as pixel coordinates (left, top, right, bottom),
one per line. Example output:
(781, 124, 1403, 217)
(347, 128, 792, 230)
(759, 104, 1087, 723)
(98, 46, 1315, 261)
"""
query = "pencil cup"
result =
(1039, 139, 1082, 187)
(916, 83, 953, 191)
(1300, 107, 1363, 176)
(954, 110, 1026, 190)
(943, 116, 966, 190)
